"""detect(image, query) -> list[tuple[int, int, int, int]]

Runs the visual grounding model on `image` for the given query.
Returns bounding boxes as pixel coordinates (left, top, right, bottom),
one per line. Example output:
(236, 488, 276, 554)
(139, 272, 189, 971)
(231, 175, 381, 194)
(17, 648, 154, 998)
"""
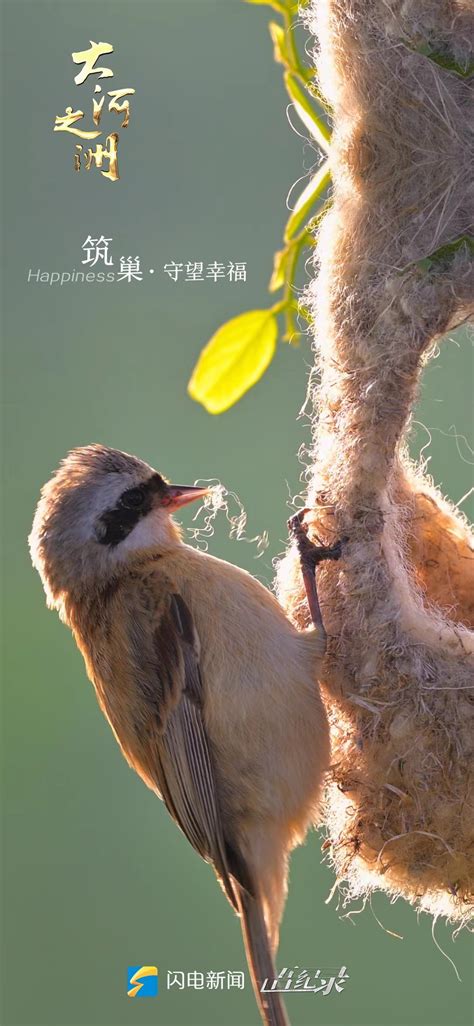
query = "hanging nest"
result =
(276, 0, 474, 927)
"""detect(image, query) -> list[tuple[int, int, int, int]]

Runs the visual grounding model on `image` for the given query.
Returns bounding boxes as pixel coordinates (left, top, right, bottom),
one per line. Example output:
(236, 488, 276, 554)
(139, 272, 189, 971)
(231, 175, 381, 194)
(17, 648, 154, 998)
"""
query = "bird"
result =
(29, 444, 341, 1026)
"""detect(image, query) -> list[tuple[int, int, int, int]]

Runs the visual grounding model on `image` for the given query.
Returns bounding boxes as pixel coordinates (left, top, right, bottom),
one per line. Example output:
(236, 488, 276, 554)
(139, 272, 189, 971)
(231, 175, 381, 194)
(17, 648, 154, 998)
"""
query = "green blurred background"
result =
(1, 2, 473, 1025)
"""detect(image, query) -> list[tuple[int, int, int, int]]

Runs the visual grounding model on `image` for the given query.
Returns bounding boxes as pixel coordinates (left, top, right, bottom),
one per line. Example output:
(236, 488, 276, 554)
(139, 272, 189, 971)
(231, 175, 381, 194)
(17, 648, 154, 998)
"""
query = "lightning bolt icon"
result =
(127, 966, 158, 997)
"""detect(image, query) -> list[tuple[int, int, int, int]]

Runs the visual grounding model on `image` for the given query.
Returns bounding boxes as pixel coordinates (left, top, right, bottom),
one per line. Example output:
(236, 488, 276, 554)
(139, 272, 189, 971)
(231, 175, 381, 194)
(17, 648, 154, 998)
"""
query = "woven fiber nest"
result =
(276, 0, 474, 927)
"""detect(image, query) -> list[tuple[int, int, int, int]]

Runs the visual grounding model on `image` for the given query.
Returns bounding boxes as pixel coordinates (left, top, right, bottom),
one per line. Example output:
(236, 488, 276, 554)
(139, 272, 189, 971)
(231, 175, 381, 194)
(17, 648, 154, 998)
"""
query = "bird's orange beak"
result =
(161, 483, 210, 512)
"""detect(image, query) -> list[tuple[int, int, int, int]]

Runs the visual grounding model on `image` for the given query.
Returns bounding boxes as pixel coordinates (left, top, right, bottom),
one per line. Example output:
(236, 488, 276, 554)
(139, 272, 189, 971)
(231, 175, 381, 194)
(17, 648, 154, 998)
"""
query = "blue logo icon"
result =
(127, 966, 159, 997)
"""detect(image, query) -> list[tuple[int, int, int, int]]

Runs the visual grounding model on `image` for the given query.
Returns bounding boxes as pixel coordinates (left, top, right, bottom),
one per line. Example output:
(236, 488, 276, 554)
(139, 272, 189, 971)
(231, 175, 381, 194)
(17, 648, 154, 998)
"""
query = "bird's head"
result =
(29, 444, 208, 609)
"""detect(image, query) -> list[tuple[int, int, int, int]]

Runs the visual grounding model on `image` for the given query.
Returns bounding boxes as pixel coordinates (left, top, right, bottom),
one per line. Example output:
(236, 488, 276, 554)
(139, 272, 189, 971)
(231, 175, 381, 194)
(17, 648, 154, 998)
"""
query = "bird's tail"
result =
(235, 885, 290, 1026)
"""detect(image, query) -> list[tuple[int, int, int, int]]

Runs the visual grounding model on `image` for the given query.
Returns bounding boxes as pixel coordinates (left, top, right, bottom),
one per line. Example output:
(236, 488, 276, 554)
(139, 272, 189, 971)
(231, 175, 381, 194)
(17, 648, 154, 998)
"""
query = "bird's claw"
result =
(288, 512, 344, 567)
(287, 509, 310, 538)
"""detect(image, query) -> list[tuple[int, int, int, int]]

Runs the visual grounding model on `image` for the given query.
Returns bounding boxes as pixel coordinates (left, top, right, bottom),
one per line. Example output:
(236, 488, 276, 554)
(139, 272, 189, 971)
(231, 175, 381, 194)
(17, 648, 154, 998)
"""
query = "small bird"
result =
(29, 445, 341, 1026)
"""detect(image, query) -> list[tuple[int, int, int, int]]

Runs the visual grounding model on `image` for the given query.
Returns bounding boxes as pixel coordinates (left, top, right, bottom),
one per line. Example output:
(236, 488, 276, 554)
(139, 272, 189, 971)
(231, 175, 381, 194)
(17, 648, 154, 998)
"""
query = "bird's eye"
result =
(119, 486, 146, 509)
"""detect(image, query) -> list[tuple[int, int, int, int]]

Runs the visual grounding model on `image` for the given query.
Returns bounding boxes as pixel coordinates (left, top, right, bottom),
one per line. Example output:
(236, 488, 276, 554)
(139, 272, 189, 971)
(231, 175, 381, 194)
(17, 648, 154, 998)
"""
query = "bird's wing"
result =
(147, 590, 243, 909)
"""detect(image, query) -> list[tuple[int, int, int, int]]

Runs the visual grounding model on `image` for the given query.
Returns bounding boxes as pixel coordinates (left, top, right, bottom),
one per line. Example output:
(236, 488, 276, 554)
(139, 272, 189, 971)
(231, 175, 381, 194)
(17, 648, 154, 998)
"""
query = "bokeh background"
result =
(1, 2, 473, 1025)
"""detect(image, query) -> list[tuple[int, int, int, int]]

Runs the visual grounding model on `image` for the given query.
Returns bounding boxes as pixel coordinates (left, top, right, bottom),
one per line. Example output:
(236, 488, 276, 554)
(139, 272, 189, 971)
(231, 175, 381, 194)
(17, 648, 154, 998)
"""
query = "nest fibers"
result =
(276, 0, 474, 927)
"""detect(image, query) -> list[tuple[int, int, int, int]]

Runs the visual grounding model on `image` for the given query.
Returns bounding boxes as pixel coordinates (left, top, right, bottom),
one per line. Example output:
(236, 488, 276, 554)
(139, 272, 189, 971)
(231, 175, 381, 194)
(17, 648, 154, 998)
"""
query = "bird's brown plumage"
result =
(29, 445, 330, 1026)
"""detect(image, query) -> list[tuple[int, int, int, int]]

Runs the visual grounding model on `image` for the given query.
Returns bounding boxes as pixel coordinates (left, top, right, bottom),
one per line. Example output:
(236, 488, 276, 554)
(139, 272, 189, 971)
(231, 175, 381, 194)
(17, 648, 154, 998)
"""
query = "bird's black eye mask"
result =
(96, 473, 167, 547)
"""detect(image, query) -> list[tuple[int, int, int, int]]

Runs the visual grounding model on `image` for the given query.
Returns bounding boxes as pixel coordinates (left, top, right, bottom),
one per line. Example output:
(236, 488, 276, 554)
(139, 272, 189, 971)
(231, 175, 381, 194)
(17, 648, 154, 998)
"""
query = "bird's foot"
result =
(287, 511, 344, 633)
(288, 510, 343, 568)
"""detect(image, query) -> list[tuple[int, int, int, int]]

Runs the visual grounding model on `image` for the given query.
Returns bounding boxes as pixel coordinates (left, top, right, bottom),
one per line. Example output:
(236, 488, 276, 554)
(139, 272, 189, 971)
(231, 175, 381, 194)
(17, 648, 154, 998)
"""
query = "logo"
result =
(127, 966, 159, 998)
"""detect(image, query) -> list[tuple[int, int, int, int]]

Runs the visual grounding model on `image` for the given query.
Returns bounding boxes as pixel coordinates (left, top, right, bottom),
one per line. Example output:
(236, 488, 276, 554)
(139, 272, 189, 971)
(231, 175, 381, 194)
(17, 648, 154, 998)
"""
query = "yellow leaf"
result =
(188, 310, 278, 414)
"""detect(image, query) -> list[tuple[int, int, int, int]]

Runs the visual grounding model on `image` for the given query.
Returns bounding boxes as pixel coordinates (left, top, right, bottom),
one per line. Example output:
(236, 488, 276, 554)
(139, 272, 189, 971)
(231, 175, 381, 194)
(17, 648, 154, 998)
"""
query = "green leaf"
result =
(415, 234, 474, 272)
(412, 42, 474, 77)
(283, 304, 300, 344)
(244, 0, 298, 10)
(268, 20, 292, 67)
(244, 0, 287, 12)
(188, 310, 278, 414)
(284, 160, 331, 241)
(284, 72, 331, 151)
(269, 228, 313, 292)
(298, 302, 313, 325)
(269, 243, 293, 292)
